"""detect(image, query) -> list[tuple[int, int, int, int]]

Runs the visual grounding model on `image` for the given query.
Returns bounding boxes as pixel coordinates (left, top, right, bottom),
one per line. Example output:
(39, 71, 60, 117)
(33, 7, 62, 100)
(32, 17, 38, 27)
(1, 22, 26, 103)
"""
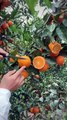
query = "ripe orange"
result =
(30, 107, 34, 113)
(18, 56, 31, 67)
(22, 70, 29, 79)
(33, 56, 46, 69)
(33, 107, 40, 114)
(30, 107, 40, 114)
(48, 41, 61, 55)
(8, 20, 13, 26)
(56, 56, 65, 66)
(0, 40, 3, 45)
(39, 62, 49, 72)
(50, 52, 58, 57)
(9, 58, 15, 63)
(2, 22, 9, 29)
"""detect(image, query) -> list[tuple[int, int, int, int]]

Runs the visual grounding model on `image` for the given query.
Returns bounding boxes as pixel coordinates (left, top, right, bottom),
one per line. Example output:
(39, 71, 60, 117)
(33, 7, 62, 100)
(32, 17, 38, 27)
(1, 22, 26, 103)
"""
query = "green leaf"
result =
(47, 23, 56, 32)
(46, 58, 56, 65)
(56, 27, 67, 43)
(10, 6, 19, 19)
(23, 31, 31, 42)
(10, 24, 17, 32)
(59, 103, 65, 109)
(10, 50, 18, 56)
(27, 65, 39, 74)
(63, 19, 67, 27)
(0, 61, 4, 71)
(26, 0, 38, 15)
(65, 115, 67, 120)
(43, 0, 52, 8)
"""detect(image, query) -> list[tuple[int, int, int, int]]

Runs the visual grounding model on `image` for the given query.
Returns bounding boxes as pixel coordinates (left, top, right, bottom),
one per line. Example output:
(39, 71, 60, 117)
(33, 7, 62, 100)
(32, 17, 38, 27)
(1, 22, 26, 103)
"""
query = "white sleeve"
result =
(0, 88, 11, 120)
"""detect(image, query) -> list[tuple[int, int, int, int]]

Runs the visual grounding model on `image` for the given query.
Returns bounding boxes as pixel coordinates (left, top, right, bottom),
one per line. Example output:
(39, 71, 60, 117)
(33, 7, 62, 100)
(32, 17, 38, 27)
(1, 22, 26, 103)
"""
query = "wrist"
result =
(0, 84, 7, 89)
(0, 83, 9, 90)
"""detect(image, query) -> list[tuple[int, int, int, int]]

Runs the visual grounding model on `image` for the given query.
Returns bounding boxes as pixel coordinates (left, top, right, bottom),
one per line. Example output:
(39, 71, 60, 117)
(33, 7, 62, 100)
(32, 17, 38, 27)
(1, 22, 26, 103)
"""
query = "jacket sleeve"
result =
(0, 88, 11, 120)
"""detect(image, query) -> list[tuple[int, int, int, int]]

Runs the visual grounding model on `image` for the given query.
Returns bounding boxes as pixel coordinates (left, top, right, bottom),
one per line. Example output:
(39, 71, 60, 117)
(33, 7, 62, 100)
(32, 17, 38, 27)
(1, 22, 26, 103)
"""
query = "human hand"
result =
(0, 48, 8, 60)
(0, 66, 26, 91)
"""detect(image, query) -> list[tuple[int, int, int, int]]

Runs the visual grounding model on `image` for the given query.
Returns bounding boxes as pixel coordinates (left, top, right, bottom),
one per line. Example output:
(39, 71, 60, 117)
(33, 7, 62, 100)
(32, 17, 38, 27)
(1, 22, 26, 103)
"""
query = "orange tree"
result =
(0, 0, 67, 120)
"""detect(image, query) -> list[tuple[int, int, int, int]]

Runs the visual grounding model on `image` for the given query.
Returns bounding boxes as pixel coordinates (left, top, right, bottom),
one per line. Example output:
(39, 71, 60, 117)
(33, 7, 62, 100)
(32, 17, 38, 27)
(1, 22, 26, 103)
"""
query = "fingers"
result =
(12, 75, 25, 90)
(13, 66, 26, 78)
(0, 48, 8, 55)
(19, 80, 25, 86)
(0, 48, 8, 60)
(17, 76, 25, 87)
(7, 70, 16, 76)
(16, 74, 25, 85)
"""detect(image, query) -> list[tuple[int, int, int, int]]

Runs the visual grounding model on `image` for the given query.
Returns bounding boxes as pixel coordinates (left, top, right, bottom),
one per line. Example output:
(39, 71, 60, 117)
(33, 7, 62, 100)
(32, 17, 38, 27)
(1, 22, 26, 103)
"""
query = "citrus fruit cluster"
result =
(9, 41, 65, 79)
(48, 41, 65, 65)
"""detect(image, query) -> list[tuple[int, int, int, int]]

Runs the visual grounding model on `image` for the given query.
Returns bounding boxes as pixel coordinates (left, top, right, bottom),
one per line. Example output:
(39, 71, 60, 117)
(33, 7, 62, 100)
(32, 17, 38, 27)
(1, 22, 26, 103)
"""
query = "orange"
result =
(30, 107, 34, 113)
(30, 107, 40, 114)
(56, 56, 65, 66)
(39, 62, 49, 72)
(33, 107, 40, 114)
(0, 40, 3, 45)
(48, 41, 61, 55)
(2, 22, 9, 29)
(50, 52, 58, 57)
(9, 58, 15, 63)
(22, 70, 29, 78)
(18, 56, 31, 67)
(8, 20, 13, 26)
(33, 56, 46, 69)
